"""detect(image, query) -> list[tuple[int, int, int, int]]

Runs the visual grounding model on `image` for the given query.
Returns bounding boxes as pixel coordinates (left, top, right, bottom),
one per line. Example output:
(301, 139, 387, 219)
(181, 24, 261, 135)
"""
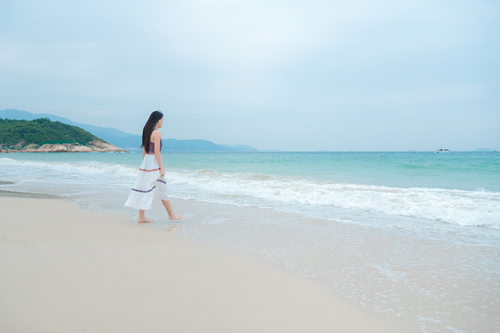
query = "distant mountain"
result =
(0, 109, 258, 152)
(0, 109, 140, 148)
(474, 148, 495, 152)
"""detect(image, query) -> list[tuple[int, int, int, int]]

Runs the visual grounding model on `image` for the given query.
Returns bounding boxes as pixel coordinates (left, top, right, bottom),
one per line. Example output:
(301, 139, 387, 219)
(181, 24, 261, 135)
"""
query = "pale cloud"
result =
(0, 0, 498, 150)
(141, 1, 309, 69)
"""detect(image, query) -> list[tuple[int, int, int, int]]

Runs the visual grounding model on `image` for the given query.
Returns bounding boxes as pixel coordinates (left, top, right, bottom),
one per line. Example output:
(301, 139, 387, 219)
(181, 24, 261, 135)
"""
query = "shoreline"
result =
(0, 189, 60, 198)
(0, 196, 401, 332)
(1, 152, 499, 332)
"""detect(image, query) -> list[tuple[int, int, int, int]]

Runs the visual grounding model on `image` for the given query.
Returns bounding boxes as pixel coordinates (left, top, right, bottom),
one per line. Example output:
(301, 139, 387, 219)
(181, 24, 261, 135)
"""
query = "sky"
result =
(1, 0, 499, 151)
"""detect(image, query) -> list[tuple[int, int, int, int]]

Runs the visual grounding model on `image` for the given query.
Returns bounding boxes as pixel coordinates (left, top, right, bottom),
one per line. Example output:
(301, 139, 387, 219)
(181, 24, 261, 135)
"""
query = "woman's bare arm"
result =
(152, 130, 165, 177)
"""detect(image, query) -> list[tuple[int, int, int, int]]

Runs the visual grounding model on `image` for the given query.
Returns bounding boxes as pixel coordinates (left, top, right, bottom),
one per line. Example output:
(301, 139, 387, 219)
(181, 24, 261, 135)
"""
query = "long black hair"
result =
(142, 110, 163, 152)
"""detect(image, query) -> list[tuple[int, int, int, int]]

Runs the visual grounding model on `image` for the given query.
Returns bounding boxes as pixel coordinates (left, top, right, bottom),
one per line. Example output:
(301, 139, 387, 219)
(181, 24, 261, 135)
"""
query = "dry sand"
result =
(0, 197, 399, 332)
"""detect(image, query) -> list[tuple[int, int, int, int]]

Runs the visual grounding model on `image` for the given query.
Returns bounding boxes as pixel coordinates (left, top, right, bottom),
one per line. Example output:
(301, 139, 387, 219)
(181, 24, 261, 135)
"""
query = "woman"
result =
(125, 111, 182, 222)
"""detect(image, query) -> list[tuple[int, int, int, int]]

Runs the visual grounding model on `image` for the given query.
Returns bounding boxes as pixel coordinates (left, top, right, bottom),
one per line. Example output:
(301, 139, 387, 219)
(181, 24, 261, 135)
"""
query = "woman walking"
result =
(125, 111, 182, 222)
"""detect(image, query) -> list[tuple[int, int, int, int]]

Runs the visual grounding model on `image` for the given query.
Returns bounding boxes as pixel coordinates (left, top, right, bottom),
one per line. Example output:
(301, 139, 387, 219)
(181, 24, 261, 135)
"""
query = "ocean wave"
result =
(1, 157, 499, 228)
(167, 170, 500, 229)
(0, 157, 138, 183)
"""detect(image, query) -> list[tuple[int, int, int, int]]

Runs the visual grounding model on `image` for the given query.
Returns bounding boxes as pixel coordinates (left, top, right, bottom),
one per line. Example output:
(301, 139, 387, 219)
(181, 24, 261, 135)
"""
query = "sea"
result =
(1, 151, 499, 332)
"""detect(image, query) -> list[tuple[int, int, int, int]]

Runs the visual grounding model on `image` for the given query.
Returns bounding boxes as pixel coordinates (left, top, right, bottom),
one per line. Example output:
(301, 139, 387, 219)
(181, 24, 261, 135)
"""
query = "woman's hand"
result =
(160, 166, 165, 177)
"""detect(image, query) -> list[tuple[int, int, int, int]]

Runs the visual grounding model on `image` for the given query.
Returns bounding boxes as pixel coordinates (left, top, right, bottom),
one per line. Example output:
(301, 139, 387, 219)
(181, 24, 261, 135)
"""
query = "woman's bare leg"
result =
(161, 200, 182, 220)
(138, 210, 153, 223)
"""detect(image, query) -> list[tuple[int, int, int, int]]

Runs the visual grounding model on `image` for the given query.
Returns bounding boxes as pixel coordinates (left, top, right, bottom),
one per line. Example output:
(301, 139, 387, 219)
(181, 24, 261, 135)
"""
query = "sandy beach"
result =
(0, 196, 400, 333)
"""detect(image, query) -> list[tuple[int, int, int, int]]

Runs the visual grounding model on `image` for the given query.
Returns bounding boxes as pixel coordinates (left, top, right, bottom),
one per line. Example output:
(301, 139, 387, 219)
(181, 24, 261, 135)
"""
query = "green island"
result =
(0, 118, 125, 152)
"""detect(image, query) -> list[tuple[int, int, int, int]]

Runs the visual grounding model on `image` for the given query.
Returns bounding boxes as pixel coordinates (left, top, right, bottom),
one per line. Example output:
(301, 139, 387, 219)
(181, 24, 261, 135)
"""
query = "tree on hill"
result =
(0, 118, 100, 147)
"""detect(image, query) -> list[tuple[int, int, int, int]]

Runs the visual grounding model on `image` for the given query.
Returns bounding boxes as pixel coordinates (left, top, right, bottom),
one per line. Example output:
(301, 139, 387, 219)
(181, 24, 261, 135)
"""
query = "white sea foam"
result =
(0, 157, 138, 184)
(167, 170, 500, 229)
(1, 157, 499, 229)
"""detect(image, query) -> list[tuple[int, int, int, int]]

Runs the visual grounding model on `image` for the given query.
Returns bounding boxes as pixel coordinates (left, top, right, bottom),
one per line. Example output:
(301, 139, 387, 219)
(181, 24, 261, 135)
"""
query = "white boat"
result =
(435, 146, 450, 153)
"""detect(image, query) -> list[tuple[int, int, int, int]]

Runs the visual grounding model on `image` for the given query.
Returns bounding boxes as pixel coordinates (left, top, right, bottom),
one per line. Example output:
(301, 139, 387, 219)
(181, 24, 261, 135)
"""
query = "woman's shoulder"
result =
(149, 129, 161, 144)
(151, 129, 162, 138)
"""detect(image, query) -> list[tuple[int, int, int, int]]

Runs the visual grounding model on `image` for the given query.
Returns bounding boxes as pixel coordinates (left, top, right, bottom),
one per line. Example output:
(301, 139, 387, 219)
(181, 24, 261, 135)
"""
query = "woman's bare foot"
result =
(169, 214, 182, 221)
(162, 201, 182, 221)
(138, 210, 153, 223)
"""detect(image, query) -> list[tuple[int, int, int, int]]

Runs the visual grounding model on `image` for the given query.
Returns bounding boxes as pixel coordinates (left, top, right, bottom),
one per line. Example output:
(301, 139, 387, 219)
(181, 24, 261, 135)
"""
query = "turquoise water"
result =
(2, 151, 498, 190)
(161, 151, 500, 191)
(1, 151, 499, 228)
(1, 151, 499, 332)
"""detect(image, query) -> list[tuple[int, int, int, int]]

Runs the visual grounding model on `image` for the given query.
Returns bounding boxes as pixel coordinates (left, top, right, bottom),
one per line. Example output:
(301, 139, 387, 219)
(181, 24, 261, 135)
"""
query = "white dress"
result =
(125, 141, 169, 210)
